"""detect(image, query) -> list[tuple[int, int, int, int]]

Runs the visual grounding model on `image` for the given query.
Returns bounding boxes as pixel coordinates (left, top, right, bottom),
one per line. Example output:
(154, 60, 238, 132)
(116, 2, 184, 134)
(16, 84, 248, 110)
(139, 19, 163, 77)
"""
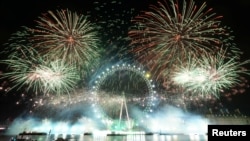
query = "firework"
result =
(172, 48, 250, 98)
(0, 44, 79, 95)
(33, 59, 80, 95)
(27, 9, 101, 75)
(128, 0, 241, 83)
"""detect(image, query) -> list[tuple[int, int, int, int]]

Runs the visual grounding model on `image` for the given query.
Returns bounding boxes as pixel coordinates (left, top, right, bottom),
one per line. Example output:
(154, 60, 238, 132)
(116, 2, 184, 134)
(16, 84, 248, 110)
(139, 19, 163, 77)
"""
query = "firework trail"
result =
(87, 1, 143, 66)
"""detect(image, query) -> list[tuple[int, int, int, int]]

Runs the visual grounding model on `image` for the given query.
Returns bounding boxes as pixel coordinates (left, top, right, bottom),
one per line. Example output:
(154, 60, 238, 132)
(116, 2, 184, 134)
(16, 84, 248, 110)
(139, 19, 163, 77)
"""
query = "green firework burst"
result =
(1, 45, 79, 95)
(172, 48, 250, 97)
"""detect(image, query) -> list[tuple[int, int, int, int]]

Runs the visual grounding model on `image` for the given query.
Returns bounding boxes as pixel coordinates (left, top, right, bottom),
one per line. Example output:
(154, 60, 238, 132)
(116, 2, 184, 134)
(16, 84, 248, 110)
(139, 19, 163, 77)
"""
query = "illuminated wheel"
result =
(90, 63, 157, 130)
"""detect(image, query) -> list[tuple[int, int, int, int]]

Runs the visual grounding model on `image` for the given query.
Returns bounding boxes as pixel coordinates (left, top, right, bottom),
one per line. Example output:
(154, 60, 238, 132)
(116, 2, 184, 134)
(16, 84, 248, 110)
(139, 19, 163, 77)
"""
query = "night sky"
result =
(0, 0, 250, 123)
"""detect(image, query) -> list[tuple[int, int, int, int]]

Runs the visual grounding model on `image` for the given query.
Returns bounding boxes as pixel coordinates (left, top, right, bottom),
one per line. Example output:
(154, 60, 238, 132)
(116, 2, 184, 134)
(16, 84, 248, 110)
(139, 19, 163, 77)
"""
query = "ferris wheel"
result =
(90, 63, 157, 131)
